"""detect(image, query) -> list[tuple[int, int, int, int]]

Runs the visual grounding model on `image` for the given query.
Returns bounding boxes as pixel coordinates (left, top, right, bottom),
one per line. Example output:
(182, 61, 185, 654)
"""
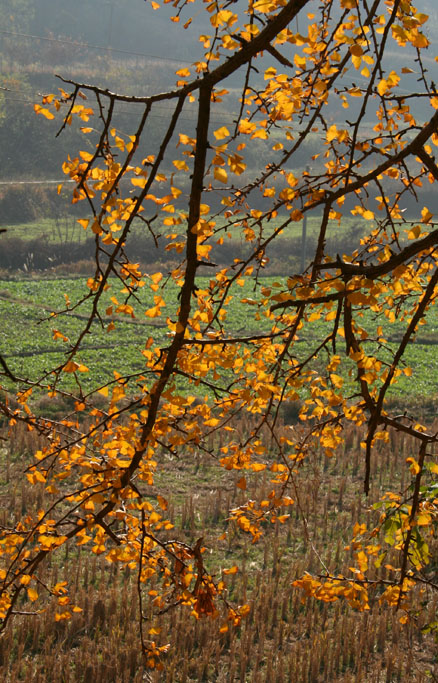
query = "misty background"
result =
(1, 0, 437, 272)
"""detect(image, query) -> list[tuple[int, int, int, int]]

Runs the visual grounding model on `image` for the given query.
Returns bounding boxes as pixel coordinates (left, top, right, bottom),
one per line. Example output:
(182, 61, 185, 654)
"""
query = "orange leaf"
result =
(223, 566, 239, 575)
(34, 104, 54, 120)
(27, 587, 38, 602)
(63, 361, 79, 373)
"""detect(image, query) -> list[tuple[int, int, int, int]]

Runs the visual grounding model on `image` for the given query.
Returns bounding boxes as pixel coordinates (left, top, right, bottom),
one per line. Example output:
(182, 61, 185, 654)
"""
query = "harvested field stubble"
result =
(0, 419, 437, 681)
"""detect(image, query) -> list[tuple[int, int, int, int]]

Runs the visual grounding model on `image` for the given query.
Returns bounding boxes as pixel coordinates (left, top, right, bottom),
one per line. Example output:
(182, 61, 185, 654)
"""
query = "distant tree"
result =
(1, 0, 438, 668)
(0, 0, 35, 33)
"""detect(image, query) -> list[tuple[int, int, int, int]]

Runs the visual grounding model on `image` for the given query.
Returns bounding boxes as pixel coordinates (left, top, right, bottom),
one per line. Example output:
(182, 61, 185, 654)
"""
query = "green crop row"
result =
(1, 275, 438, 402)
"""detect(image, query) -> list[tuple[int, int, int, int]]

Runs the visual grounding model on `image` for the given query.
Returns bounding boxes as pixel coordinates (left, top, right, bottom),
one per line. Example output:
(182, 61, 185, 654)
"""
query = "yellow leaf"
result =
(236, 476, 246, 490)
(352, 54, 362, 70)
(33, 470, 46, 483)
(205, 417, 220, 427)
(157, 495, 168, 510)
(406, 457, 420, 475)
(131, 177, 147, 188)
(239, 120, 256, 135)
(250, 463, 266, 472)
(407, 225, 421, 240)
(264, 66, 277, 80)
(34, 104, 55, 120)
(377, 79, 388, 96)
(294, 54, 306, 69)
(251, 129, 268, 140)
(214, 167, 228, 183)
(91, 220, 103, 235)
(173, 159, 189, 171)
(76, 533, 92, 546)
(213, 126, 230, 140)
(145, 306, 160, 318)
(421, 207, 433, 224)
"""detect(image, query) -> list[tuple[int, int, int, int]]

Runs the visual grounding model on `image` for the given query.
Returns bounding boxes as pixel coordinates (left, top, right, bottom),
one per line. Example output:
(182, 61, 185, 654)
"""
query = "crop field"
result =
(3, 212, 364, 244)
(0, 418, 437, 681)
(1, 274, 438, 403)
(4, 217, 86, 244)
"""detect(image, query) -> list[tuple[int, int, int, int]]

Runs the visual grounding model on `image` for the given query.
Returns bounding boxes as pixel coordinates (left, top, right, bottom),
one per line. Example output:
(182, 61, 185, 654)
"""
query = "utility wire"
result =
(0, 29, 193, 65)
(0, 90, 239, 123)
(0, 179, 74, 185)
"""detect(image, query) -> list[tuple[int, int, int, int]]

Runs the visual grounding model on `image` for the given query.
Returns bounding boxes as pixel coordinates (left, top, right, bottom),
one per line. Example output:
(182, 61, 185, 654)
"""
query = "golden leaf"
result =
(27, 588, 38, 602)
(213, 126, 230, 140)
(214, 167, 228, 183)
(34, 104, 55, 120)
(223, 566, 239, 575)
(63, 361, 80, 373)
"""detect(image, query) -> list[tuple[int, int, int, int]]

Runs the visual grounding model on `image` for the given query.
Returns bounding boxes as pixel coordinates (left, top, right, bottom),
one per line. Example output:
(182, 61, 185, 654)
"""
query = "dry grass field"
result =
(0, 416, 437, 682)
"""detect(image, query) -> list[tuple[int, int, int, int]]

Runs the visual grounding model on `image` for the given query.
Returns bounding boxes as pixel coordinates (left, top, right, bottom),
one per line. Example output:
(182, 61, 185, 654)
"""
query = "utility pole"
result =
(300, 212, 307, 273)
(107, 1, 114, 50)
(300, 165, 309, 273)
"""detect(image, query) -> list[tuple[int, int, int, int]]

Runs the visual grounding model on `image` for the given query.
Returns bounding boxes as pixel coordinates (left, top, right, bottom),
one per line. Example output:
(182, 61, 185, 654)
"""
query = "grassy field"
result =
(3, 212, 365, 244)
(3, 217, 86, 243)
(1, 273, 438, 403)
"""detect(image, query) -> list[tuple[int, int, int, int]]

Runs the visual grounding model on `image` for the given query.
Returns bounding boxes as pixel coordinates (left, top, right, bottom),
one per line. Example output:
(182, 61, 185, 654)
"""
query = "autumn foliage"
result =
(2, 0, 438, 670)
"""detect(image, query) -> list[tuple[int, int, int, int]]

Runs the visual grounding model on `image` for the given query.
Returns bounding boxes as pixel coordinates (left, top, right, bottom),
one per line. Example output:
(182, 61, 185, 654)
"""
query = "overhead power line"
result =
(0, 29, 192, 65)
(0, 89, 238, 124)
(0, 180, 74, 186)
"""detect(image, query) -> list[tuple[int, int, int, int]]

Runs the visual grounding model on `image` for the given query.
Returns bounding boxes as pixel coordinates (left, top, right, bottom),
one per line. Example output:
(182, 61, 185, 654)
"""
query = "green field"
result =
(3, 217, 86, 243)
(3, 212, 365, 243)
(1, 274, 438, 403)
